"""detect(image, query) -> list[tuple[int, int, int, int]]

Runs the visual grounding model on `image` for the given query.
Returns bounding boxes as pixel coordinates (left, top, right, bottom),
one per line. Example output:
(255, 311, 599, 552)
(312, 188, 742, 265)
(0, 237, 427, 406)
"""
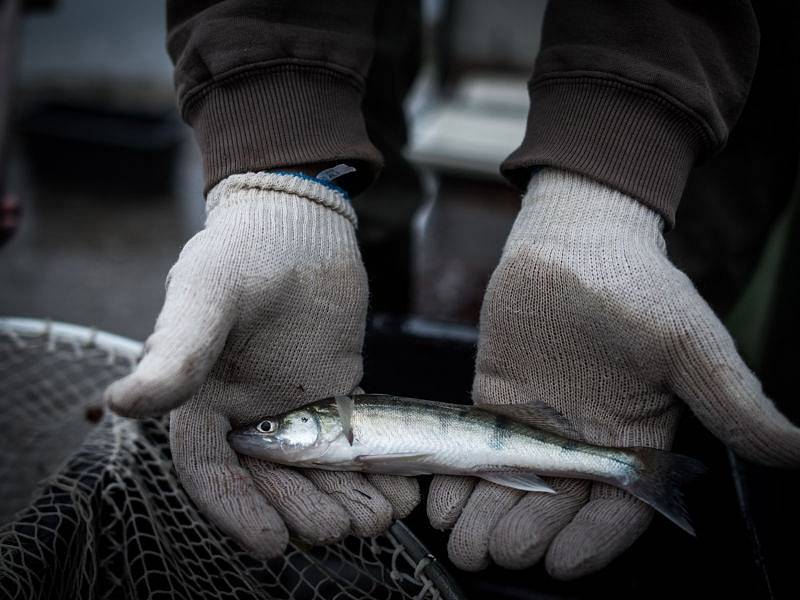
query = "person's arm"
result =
(502, 0, 759, 227)
(167, 0, 384, 195)
(106, 2, 422, 558)
(427, 1, 800, 579)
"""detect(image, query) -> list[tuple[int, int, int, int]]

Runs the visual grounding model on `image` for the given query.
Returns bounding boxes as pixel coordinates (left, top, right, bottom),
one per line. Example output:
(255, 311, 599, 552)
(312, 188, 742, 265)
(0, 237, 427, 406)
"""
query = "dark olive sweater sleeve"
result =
(501, 0, 760, 227)
(167, 0, 381, 195)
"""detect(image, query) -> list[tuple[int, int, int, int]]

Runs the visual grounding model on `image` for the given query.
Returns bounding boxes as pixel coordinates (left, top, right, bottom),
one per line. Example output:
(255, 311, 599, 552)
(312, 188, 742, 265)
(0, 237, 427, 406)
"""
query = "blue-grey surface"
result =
(18, 0, 174, 110)
(0, 142, 204, 340)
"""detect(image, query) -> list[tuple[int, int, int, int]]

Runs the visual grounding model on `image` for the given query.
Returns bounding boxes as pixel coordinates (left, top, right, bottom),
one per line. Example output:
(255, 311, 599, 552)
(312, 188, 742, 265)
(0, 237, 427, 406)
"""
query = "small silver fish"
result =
(228, 394, 704, 534)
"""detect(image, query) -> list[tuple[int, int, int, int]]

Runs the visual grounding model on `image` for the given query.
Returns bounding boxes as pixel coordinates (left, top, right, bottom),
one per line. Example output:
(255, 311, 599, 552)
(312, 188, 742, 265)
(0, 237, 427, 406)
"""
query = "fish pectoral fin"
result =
(354, 452, 432, 476)
(477, 471, 556, 493)
(334, 395, 355, 445)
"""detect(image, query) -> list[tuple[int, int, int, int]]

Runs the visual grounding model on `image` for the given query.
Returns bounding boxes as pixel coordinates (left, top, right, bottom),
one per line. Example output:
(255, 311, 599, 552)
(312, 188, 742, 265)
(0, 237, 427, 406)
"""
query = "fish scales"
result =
(352, 398, 579, 476)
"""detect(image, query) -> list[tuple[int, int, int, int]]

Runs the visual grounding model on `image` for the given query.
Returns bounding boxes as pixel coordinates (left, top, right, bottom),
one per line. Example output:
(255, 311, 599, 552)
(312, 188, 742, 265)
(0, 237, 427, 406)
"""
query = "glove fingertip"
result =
(105, 373, 188, 418)
(237, 510, 290, 560)
(366, 475, 421, 520)
(303, 509, 351, 546)
(306, 470, 394, 537)
(243, 458, 353, 546)
(544, 524, 606, 581)
(393, 481, 422, 520)
(729, 419, 800, 468)
(545, 530, 609, 581)
(197, 482, 290, 559)
(104, 375, 154, 418)
(447, 533, 491, 572)
(426, 475, 475, 530)
(349, 495, 394, 537)
(105, 350, 212, 417)
(545, 495, 652, 580)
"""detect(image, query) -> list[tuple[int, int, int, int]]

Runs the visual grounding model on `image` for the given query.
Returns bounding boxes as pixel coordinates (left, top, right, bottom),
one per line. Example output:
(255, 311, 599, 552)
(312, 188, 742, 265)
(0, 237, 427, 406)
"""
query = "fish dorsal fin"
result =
(355, 452, 433, 476)
(334, 395, 355, 445)
(474, 402, 583, 440)
(477, 472, 556, 494)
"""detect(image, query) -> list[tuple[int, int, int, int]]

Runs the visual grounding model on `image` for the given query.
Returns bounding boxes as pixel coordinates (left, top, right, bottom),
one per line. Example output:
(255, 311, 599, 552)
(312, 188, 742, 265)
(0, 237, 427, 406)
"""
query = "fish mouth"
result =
(227, 428, 277, 459)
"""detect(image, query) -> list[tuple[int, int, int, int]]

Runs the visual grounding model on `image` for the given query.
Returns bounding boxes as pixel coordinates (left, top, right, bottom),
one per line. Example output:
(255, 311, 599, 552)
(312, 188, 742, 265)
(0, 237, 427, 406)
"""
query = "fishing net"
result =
(0, 318, 462, 600)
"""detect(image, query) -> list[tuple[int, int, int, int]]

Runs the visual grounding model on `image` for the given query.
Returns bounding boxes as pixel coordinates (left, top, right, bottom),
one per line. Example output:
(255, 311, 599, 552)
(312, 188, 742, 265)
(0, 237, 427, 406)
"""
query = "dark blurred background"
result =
(1, 1, 798, 599)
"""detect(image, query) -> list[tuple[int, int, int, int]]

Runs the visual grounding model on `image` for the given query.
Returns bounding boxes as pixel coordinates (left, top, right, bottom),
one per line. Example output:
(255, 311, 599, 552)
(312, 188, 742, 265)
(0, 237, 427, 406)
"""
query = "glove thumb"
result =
(669, 307, 800, 467)
(106, 249, 237, 417)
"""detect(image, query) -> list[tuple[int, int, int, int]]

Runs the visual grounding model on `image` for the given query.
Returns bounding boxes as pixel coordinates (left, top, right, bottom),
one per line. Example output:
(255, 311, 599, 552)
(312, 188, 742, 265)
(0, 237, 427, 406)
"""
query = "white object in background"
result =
(407, 75, 529, 177)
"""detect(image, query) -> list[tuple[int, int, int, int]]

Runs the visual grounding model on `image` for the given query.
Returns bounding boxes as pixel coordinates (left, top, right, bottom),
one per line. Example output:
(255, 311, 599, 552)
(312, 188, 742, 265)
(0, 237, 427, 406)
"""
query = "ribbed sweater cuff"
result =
(501, 76, 708, 228)
(183, 63, 384, 197)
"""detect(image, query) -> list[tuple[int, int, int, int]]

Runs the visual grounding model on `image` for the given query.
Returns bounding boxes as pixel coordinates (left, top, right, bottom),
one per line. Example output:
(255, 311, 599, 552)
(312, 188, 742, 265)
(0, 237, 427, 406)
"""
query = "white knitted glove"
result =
(106, 172, 419, 557)
(427, 168, 800, 579)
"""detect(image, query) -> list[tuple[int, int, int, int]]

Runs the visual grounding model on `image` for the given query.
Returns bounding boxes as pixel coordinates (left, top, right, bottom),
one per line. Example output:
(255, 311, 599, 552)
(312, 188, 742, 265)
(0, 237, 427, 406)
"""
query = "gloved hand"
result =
(427, 168, 800, 579)
(106, 172, 419, 557)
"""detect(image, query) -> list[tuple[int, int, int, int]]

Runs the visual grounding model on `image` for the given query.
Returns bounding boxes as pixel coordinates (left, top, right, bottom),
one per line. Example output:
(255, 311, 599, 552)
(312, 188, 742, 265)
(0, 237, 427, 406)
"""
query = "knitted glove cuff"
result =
(520, 168, 665, 241)
(207, 171, 358, 227)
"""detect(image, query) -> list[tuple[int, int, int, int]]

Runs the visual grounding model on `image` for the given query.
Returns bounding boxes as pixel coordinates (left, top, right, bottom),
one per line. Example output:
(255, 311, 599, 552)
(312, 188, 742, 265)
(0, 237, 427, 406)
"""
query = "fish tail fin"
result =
(622, 448, 706, 536)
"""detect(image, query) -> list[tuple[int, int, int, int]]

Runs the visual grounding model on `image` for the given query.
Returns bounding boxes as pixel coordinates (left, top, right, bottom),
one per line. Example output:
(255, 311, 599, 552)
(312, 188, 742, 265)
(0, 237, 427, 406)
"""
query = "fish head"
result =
(228, 401, 345, 464)
(228, 408, 322, 462)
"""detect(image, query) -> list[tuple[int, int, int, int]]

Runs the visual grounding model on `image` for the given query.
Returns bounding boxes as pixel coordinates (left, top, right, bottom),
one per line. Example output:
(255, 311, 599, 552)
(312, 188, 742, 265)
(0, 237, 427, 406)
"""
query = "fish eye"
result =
(256, 420, 277, 434)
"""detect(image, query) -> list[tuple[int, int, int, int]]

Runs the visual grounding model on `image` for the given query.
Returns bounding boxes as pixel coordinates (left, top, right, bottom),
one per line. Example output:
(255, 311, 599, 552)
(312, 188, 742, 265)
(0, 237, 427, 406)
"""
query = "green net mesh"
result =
(0, 319, 461, 600)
